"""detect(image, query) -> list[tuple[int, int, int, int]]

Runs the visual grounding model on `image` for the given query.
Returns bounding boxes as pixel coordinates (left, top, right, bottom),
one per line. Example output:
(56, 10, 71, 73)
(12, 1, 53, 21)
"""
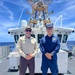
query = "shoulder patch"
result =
(53, 37, 57, 41)
(41, 36, 46, 43)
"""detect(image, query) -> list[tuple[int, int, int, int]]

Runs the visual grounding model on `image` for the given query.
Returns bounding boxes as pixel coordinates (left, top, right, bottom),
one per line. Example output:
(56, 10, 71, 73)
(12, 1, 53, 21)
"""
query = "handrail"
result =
(54, 15, 62, 27)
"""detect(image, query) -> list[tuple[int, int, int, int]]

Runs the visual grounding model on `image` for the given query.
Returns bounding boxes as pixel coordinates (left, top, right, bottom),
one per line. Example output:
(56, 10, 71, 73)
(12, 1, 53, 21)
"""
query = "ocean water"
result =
(0, 42, 15, 46)
(67, 41, 75, 50)
(0, 41, 75, 52)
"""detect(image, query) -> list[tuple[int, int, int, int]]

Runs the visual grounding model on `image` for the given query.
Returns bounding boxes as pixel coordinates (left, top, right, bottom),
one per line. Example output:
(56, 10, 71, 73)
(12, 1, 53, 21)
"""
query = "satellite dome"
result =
(21, 20, 27, 28)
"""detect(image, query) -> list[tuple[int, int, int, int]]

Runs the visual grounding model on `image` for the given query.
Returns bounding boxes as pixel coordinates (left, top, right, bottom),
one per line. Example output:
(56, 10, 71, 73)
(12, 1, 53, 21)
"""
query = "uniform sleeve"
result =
(32, 40, 38, 57)
(40, 39, 46, 54)
(51, 37, 60, 56)
(16, 38, 27, 58)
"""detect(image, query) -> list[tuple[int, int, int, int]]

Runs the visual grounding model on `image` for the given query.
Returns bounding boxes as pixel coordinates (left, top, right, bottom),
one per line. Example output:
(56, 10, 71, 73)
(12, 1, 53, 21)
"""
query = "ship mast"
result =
(26, 0, 53, 28)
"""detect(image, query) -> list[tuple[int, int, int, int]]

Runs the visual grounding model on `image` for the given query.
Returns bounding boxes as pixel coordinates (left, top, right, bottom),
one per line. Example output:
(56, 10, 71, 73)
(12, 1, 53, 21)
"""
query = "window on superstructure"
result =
(20, 34, 35, 38)
(14, 35, 19, 43)
(31, 34, 35, 38)
(57, 34, 62, 42)
(38, 34, 44, 43)
(20, 34, 25, 37)
(62, 35, 68, 43)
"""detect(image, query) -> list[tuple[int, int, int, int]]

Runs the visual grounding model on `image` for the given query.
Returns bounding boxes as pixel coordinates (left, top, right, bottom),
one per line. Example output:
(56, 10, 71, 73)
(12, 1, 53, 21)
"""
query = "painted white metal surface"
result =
(8, 52, 20, 70)
(8, 50, 68, 73)
(0, 46, 10, 59)
(0, 47, 2, 59)
(34, 50, 68, 73)
(72, 47, 75, 55)
(7, 26, 74, 74)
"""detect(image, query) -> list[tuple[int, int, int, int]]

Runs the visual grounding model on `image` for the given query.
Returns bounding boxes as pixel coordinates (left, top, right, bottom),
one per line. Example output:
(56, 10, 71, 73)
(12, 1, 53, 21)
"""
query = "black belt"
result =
(26, 54, 28, 55)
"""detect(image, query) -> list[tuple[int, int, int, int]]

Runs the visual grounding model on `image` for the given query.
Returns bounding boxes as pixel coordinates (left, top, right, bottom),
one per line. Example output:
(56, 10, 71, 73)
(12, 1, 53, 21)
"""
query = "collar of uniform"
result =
(46, 34, 54, 38)
(24, 35, 33, 39)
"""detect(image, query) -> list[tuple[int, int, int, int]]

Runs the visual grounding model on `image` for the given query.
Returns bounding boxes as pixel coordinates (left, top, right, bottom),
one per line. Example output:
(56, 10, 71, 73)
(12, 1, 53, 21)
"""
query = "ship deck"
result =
(0, 56, 75, 75)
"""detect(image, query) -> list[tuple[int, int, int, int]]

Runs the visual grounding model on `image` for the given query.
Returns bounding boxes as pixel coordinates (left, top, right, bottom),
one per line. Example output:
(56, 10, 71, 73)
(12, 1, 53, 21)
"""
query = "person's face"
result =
(25, 29, 32, 38)
(46, 27, 53, 36)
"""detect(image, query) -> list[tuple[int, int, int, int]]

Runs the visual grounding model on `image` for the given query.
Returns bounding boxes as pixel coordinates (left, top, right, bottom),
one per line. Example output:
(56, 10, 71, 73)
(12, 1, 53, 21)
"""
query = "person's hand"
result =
(45, 53, 52, 60)
(26, 54, 33, 60)
(26, 55, 30, 60)
(29, 54, 33, 58)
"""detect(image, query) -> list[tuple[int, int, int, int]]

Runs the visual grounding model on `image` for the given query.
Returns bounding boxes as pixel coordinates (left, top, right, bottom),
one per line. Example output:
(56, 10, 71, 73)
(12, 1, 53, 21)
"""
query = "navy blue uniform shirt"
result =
(40, 34, 60, 60)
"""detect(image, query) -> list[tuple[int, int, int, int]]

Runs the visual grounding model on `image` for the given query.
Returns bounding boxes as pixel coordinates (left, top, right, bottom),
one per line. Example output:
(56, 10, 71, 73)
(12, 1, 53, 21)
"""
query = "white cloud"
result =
(59, 1, 75, 20)
(49, 0, 75, 28)
(0, 23, 15, 42)
(68, 33, 75, 41)
(51, 5, 75, 21)
(0, 1, 14, 20)
(0, 32, 14, 42)
(64, 22, 75, 28)
(64, 0, 75, 7)
(0, 20, 18, 35)
(52, 0, 69, 3)
(0, 21, 17, 29)
(59, 5, 75, 20)
(1, 0, 32, 12)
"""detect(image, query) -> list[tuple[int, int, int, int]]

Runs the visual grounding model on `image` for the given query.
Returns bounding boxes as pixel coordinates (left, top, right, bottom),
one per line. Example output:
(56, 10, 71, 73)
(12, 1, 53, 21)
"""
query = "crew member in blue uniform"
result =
(40, 23, 60, 75)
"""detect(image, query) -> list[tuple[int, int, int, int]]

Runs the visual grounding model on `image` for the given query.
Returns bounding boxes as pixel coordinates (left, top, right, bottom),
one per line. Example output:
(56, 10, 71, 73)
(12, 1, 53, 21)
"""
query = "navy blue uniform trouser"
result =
(41, 58, 58, 75)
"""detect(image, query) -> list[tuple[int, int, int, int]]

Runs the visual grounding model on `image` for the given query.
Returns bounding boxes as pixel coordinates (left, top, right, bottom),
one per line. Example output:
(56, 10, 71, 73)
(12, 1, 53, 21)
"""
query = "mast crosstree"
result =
(26, 0, 53, 27)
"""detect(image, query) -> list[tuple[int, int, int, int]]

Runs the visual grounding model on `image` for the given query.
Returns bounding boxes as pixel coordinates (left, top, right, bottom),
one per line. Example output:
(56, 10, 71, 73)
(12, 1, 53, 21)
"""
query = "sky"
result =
(0, 0, 75, 42)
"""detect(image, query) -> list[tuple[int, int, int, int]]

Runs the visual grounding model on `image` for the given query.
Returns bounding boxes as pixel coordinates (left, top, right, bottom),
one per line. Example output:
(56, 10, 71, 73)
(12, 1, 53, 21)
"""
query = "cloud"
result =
(51, 1, 75, 20)
(61, 1, 75, 20)
(49, 0, 75, 28)
(52, 0, 69, 3)
(1, 0, 32, 12)
(59, 5, 75, 20)
(0, 1, 14, 20)
(0, 0, 75, 42)
(68, 32, 75, 41)
(0, 22, 16, 42)
(0, 21, 17, 31)
(0, 32, 14, 42)
(64, 22, 75, 28)
(64, 0, 75, 7)
(0, 20, 18, 35)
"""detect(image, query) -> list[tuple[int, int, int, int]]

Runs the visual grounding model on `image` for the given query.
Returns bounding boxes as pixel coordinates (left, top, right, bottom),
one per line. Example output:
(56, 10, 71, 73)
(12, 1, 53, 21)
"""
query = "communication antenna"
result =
(17, 8, 25, 27)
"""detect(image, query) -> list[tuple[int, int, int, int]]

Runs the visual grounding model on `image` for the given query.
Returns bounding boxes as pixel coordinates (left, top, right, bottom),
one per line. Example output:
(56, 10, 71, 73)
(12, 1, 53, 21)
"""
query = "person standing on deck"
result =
(16, 26, 38, 75)
(40, 23, 60, 75)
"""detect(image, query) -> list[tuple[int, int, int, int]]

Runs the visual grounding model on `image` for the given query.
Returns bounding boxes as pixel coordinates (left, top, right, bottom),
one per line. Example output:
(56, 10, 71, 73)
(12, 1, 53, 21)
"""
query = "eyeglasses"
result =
(46, 27, 53, 29)
(26, 29, 32, 32)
